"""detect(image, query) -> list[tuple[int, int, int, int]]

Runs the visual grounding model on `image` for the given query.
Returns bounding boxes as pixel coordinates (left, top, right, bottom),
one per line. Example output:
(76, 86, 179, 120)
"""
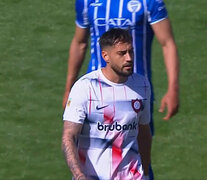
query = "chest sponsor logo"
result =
(97, 121, 137, 131)
(127, 0, 142, 13)
(131, 99, 143, 113)
(94, 18, 134, 27)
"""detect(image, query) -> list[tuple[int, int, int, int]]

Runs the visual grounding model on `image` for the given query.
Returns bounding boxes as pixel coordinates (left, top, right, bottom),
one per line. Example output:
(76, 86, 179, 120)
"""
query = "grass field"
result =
(0, 0, 207, 179)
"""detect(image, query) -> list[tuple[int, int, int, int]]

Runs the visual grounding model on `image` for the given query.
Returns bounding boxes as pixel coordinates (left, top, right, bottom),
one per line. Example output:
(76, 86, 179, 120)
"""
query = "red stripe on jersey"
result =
(112, 87, 116, 115)
(130, 168, 141, 177)
(129, 161, 142, 179)
(112, 134, 123, 176)
(104, 87, 115, 124)
(104, 112, 114, 124)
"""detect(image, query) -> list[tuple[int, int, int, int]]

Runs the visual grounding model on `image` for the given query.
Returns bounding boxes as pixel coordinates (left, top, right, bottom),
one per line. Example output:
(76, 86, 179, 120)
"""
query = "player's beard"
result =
(111, 63, 133, 77)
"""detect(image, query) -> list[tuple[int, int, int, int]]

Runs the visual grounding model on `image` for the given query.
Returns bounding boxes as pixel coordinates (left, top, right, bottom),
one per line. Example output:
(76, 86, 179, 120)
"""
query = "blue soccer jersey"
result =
(75, 0, 168, 81)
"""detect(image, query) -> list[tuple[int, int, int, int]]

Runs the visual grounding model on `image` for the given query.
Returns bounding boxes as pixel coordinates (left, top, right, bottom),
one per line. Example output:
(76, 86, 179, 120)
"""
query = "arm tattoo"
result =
(62, 121, 86, 179)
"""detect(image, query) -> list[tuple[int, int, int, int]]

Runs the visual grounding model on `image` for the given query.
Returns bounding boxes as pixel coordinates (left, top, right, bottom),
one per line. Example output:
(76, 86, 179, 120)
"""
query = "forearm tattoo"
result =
(62, 122, 85, 179)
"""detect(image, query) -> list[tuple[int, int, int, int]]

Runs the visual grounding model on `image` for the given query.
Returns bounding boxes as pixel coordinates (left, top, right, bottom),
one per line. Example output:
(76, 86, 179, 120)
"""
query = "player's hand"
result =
(62, 90, 70, 109)
(159, 89, 179, 120)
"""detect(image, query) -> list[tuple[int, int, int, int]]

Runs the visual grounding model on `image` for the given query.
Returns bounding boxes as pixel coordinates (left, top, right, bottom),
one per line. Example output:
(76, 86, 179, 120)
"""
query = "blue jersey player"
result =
(62, 0, 179, 179)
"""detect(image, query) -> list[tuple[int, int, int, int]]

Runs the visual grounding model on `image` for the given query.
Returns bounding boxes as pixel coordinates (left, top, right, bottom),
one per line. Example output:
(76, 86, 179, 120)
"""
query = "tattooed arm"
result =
(62, 121, 86, 180)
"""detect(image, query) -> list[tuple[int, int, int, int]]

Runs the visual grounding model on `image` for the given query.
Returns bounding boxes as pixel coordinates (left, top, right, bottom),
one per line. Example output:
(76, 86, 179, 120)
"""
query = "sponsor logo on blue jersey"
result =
(94, 18, 134, 27)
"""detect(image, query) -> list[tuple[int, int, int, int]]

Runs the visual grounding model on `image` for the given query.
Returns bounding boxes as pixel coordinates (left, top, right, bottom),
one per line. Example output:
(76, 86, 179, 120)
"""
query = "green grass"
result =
(0, 0, 206, 179)
(151, 0, 207, 179)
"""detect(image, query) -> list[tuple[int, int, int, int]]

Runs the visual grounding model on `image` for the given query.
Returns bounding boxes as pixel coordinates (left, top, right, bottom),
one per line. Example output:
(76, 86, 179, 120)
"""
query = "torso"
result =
(70, 69, 150, 179)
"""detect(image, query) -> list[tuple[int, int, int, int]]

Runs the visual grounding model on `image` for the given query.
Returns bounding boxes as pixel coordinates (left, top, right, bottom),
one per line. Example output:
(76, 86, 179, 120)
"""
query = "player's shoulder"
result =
(75, 0, 85, 4)
(146, 0, 163, 5)
(146, 0, 166, 10)
(76, 0, 93, 5)
(76, 70, 99, 85)
(70, 71, 98, 95)
(79, 70, 99, 80)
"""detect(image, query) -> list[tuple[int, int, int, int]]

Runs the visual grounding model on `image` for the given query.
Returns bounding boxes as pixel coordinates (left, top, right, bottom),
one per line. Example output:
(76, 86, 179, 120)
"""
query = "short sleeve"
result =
(63, 79, 88, 124)
(147, 0, 168, 24)
(75, 0, 89, 28)
(139, 78, 151, 125)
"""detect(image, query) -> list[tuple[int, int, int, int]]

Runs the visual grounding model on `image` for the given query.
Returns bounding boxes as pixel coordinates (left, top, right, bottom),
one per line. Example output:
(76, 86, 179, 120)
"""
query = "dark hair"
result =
(99, 28, 132, 50)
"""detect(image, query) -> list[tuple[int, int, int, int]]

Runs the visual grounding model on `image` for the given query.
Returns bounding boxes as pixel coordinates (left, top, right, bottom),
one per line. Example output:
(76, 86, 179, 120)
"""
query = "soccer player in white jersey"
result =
(62, 28, 152, 180)
(62, 0, 180, 179)
(62, 0, 179, 121)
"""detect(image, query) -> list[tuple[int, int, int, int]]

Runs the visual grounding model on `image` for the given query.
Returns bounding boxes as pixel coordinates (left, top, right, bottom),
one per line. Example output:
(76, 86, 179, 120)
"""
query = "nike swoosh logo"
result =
(96, 105, 109, 110)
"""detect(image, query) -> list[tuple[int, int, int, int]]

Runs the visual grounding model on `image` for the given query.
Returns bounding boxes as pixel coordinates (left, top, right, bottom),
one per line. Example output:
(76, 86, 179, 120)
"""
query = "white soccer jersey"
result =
(63, 69, 151, 180)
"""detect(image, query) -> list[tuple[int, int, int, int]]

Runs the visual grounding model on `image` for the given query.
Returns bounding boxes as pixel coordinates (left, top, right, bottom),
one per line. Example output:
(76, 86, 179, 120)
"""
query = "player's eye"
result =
(118, 51, 127, 56)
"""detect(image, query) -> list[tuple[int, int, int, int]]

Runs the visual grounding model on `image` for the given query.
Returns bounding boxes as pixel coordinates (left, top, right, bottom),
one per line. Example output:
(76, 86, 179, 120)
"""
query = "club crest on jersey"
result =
(127, 0, 142, 13)
(131, 99, 143, 113)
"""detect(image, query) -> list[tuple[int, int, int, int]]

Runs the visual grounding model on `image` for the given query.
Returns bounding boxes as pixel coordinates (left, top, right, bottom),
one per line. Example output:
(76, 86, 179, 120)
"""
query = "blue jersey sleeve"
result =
(147, 0, 168, 24)
(75, 0, 89, 28)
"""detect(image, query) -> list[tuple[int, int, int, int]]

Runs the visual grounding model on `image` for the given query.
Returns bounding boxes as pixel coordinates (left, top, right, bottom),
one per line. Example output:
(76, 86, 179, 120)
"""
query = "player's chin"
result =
(122, 68, 133, 76)
(123, 66, 133, 74)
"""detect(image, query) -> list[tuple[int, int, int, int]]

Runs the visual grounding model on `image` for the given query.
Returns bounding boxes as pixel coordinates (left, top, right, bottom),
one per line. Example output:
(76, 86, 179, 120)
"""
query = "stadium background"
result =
(0, 0, 206, 179)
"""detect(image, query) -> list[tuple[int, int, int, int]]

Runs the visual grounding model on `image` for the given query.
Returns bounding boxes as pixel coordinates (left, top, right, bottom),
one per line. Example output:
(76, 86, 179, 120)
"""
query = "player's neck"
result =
(101, 68, 128, 84)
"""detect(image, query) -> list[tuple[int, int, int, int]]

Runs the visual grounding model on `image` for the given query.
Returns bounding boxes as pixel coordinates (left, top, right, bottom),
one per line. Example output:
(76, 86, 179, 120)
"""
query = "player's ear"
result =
(102, 50, 109, 63)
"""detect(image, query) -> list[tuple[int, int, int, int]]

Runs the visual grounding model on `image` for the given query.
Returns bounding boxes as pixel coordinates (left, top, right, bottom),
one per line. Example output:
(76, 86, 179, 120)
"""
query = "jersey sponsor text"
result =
(97, 121, 137, 131)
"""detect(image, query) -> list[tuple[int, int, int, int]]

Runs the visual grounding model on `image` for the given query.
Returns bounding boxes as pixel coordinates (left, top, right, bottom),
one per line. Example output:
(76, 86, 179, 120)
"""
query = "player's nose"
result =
(125, 51, 133, 62)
